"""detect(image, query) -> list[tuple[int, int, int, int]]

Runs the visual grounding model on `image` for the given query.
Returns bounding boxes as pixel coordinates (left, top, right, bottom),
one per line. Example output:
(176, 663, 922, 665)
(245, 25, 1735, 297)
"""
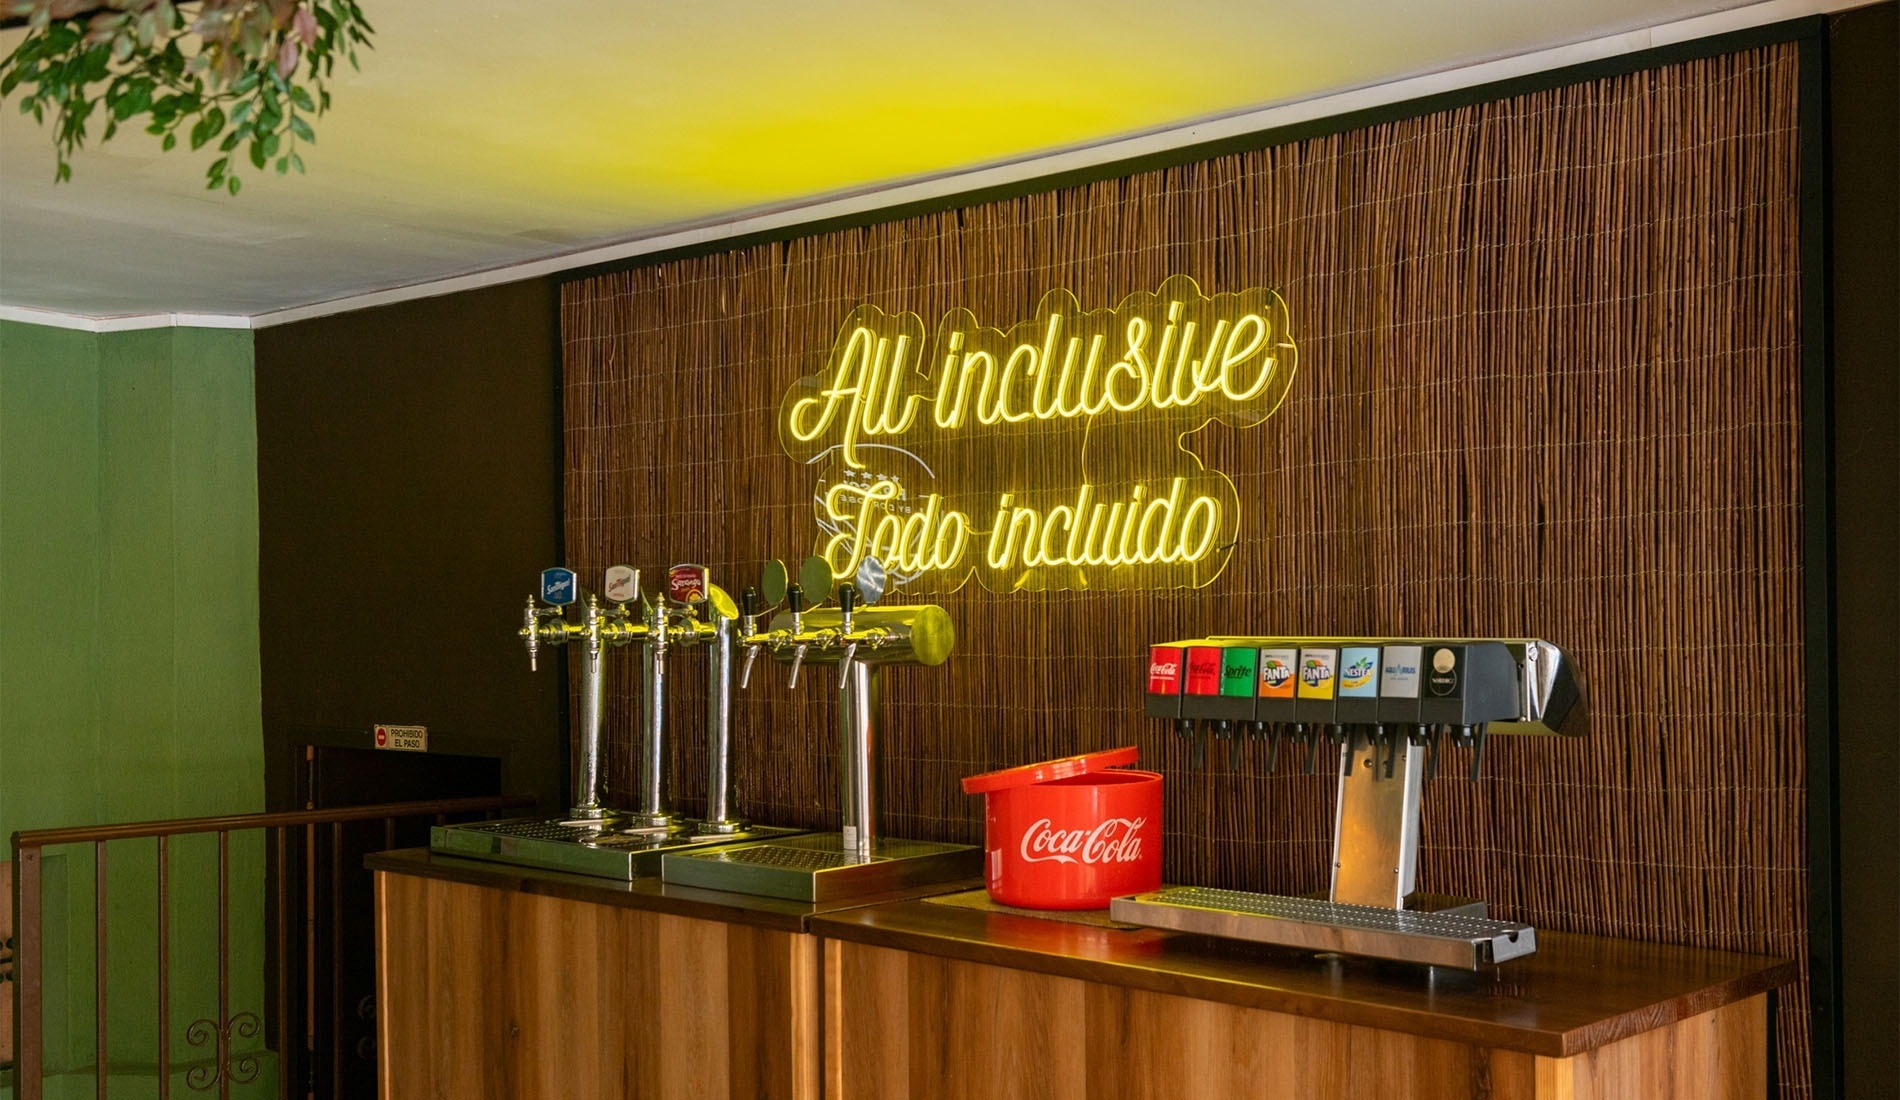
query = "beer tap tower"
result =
(662, 556, 982, 902)
(429, 563, 797, 879)
(1115, 636, 1585, 968)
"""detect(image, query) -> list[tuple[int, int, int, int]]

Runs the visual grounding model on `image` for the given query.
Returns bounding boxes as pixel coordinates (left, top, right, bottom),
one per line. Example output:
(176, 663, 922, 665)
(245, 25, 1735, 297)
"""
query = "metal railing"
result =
(10, 795, 532, 1099)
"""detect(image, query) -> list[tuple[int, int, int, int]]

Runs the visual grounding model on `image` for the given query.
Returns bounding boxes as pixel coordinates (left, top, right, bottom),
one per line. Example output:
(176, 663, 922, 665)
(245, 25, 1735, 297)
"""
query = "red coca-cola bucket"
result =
(960, 746, 1163, 910)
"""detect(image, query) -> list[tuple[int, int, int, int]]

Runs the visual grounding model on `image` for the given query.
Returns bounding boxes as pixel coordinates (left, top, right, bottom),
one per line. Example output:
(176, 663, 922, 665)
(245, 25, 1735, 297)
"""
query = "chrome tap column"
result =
(629, 592, 673, 830)
(663, 557, 977, 901)
(518, 565, 643, 820)
(697, 584, 746, 834)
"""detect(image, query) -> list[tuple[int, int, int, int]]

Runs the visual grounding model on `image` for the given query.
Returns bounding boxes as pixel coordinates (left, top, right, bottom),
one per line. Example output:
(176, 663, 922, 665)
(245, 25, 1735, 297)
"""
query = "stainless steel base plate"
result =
(1109, 886, 1537, 969)
(429, 817, 802, 880)
(661, 832, 981, 902)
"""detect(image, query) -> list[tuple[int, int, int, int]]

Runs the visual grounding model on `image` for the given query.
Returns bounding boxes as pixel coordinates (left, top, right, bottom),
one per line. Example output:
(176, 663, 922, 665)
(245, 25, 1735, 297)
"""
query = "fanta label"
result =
(1258, 648, 1298, 698)
(1297, 648, 1337, 699)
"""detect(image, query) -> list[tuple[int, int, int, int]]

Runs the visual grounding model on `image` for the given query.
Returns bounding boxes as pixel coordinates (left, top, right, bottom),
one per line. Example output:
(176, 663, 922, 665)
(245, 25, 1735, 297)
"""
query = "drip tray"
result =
(661, 832, 981, 902)
(429, 817, 803, 880)
(1109, 886, 1537, 969)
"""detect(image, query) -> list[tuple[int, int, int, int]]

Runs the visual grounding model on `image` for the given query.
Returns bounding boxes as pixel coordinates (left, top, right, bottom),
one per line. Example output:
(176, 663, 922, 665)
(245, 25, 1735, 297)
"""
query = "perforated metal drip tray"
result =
(661, 832, 981, 902)
(1109, 886, 1537, 969)
(429, 817, 802, 881)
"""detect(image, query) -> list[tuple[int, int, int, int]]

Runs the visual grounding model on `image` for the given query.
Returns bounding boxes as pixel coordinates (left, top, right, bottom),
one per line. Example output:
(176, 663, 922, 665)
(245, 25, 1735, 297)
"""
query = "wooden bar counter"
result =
(373, 851, 1794, 1100)
(810, 893, 1797, 1100)
(369, 847, 965, 1100)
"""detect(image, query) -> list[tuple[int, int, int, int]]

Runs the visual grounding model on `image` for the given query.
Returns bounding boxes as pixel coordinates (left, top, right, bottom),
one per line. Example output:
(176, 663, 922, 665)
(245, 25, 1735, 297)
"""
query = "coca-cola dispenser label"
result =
(1145, 645, 1188, 718)
(1146, 646, 1186, 696)
(1184, 646, 1224, 697)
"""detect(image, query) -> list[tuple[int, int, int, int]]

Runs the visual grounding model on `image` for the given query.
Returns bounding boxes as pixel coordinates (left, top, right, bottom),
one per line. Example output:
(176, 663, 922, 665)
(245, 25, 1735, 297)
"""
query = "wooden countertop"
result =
(372, 849, 1796, 1059)
(366, 847, 980, 934)
(807, 893, 1799, 1058)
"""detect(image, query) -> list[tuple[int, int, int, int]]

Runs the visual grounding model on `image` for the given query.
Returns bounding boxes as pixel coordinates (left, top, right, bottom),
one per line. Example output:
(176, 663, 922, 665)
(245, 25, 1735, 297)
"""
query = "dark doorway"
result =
(278, 728, 506, 1099)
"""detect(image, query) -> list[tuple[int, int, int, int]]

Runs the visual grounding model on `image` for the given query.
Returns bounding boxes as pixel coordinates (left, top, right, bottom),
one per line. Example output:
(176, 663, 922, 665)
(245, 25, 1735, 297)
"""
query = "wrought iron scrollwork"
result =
(184, 1011, 263, 1091)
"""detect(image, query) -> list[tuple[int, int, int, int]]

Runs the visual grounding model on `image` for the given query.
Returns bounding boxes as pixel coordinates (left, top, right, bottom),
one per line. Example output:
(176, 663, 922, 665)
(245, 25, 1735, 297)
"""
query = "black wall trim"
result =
(1797, 25, 1842, 1100)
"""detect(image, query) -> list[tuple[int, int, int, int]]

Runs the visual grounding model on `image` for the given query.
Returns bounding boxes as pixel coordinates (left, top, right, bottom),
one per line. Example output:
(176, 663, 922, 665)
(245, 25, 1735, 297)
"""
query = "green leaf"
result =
(248, 137, 266, 169)
(289, 84, 315, 111)
(227, 175, 241, 195)
(289, 151, 304, 173)
(161, 131, 176, 150)
(288, 114, 313, 142)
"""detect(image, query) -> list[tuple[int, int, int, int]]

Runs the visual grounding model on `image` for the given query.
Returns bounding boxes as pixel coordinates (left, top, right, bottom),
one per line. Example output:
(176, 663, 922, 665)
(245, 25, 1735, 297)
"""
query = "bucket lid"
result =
(959, 745, 1142, 795)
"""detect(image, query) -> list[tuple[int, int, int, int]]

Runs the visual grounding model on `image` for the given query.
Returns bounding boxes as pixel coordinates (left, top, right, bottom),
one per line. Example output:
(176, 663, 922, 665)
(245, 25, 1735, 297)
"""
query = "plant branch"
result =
(0, 0, 374, 192)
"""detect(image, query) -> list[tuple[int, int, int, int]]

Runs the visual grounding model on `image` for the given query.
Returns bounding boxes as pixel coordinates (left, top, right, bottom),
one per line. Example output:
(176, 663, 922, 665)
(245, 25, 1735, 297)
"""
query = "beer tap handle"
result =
(836, 582, 860, 684)
(1466, 724, 1488, 782)
(739, 586, 761, 689)
(522, 596, 542, 671)
(1193, 722, 1210, 770)
(1261, 722, 1282, 772)
(1221, 720, 1242, 770)
(1298, 724, 1317, 774)
(784, 583, 807, 689)
(522, 566, 579, 672)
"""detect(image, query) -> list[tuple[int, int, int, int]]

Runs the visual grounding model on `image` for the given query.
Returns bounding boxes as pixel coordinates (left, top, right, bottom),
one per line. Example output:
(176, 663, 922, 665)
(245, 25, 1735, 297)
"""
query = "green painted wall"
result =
(1, 320, 269, 1096)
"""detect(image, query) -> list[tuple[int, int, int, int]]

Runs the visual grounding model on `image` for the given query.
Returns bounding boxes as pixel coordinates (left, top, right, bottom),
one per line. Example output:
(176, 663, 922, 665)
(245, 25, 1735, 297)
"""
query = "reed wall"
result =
(561, 44, 1806, 1094)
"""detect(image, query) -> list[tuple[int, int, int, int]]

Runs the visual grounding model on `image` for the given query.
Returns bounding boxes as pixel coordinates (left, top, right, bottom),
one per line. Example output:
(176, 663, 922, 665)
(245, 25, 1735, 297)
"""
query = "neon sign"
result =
(778, 274, 1297, 593)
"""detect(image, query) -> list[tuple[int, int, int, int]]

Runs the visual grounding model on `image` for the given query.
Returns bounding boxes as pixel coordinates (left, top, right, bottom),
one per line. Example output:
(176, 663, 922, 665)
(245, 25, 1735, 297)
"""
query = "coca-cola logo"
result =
(1018, 816, 1148, 865)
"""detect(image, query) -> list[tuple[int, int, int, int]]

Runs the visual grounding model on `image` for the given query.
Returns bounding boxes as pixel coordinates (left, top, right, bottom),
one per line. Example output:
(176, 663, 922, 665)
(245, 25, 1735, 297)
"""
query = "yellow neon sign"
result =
(780, 275, 1298, 593)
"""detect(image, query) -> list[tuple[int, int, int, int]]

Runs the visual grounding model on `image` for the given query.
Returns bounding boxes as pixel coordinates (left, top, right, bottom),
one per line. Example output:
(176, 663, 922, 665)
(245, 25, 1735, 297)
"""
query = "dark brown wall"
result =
(1827, 6, 1898, 1099)
(253, 280, 566, 815)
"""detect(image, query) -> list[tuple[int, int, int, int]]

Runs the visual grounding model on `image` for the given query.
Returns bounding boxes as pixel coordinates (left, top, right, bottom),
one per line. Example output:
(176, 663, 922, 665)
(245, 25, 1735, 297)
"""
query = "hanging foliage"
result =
(0, 0, 373, 193)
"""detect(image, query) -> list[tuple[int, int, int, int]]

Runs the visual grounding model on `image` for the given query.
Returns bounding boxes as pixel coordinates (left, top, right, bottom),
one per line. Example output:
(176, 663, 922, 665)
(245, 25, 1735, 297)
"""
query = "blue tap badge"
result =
(540, 567, 578, 607)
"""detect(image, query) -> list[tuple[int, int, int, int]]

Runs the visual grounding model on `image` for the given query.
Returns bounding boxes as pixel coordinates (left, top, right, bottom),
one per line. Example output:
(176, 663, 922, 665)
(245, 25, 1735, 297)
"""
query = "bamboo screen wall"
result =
(560, 45, 1807, 1093)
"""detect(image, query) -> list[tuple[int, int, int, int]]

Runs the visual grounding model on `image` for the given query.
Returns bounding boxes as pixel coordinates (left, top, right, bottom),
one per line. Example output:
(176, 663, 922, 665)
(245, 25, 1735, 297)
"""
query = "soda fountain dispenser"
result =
(662, 556, 982, 902)
(1117, 635, 1585, 968)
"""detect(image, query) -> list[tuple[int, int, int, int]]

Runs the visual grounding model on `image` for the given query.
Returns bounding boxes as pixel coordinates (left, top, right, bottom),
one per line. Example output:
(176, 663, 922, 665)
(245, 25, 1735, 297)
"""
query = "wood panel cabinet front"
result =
(822, 940, 1768, 1100)
(376, 870, 819, 1100)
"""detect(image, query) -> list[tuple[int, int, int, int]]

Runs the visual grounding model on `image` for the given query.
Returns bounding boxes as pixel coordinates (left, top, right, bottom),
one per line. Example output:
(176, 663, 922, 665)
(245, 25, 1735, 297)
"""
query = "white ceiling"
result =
(0, 0, 1849, 324)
